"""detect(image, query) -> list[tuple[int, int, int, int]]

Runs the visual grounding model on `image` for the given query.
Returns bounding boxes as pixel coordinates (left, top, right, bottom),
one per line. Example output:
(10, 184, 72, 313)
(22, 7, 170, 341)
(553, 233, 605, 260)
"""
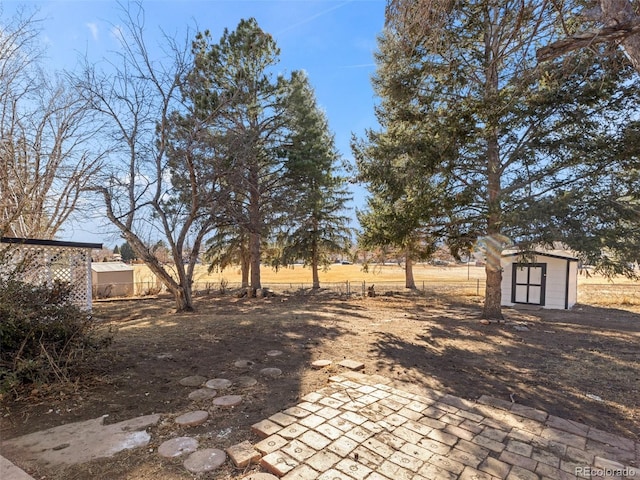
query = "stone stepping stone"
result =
(241, 474, 279, 480)
(338, 359, 364, 371)
(266, 350, 283, 357)
(179, 375, 207, 387)
(235, 376, 258, 387)
(205, 378, 232, 390)
(212, 395, 243, 407)
(183, 448, 226, 474)
(188, 389, 217, 401)
(175, 410, 209, 427)
(157, 436, 199, 458)
(234, 359, 255, 369)
(311, 359, 332, 369)
(260, 367, 282, 378)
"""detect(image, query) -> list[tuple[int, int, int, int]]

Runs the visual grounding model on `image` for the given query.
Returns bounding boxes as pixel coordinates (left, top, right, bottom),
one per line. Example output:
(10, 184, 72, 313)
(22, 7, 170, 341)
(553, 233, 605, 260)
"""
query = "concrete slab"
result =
(1, 413, 160, 467)
(0, 454, 35, 480)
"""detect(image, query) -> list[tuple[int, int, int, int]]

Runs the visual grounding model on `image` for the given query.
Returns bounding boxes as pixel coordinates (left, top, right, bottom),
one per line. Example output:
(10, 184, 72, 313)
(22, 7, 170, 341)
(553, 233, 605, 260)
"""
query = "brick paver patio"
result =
(243, 372, 639, 480)
(3, 371, 639, 479)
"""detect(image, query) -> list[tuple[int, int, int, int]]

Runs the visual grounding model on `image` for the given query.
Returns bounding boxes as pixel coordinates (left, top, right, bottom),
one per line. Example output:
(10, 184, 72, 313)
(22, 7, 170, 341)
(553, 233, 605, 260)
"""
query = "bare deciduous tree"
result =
(75, 3, 226, 311)
(0, 8, 103, 238)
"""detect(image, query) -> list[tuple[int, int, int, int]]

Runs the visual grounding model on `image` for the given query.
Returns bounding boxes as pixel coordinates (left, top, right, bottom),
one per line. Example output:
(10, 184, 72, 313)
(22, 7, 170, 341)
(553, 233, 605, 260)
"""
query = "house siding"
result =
(567, 261, 578, 308)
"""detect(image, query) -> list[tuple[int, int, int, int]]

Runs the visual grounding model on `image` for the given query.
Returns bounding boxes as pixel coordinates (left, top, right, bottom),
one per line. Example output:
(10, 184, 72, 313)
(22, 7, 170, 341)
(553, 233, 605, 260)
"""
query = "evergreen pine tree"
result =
(277, 71, 353, 289)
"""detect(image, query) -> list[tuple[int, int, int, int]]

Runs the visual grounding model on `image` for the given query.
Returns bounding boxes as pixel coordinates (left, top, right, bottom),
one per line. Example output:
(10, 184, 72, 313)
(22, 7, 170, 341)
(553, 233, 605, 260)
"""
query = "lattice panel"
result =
(1, 244, 92, 309)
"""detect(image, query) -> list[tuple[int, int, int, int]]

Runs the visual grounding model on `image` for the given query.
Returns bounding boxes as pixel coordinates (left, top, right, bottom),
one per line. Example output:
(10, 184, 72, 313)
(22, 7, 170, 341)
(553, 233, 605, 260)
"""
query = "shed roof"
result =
(502, 249, 578, 261)
(91, 262, 135, 273)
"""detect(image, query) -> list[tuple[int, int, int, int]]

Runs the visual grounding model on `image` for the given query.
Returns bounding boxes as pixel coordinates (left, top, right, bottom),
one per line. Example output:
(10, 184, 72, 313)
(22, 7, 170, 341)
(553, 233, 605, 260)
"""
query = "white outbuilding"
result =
(501, 249, 579, 310)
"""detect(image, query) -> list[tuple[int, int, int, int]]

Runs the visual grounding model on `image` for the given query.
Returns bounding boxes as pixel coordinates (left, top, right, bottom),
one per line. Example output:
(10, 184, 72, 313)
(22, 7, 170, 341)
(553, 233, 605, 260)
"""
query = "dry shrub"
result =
(0, 278, 110, 394)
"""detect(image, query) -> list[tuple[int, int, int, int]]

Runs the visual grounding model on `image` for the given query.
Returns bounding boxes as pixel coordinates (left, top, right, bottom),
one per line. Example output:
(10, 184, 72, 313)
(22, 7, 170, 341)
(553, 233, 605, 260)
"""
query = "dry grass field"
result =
(134, 262, 486, 286)
(133, 262, 640, 307)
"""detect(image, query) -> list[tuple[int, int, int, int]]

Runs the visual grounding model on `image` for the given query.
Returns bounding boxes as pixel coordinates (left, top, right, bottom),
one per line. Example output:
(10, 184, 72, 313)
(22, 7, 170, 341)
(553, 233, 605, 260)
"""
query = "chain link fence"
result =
(93, 278, 487, 299)
(94, 278, 640, 308)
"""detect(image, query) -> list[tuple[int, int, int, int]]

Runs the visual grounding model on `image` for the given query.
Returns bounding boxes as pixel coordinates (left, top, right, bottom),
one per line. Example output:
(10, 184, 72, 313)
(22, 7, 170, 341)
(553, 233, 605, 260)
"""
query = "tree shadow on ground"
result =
(0, 293, 362, 480)
(3, 292, 638, 480)
(370, 300, 640, 442)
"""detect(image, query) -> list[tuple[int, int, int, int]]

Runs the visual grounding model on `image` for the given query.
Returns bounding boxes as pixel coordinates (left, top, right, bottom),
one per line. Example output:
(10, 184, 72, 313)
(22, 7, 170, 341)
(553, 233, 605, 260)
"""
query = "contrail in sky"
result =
(339, 63, 376, 68)
(275, 1, 353, 35)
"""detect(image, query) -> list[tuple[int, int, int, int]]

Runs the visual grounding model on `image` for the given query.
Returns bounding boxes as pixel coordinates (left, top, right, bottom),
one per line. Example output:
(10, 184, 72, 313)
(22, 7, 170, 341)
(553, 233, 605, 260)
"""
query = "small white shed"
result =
(91, 262, 135, 298)
(501, 250, 579, 310)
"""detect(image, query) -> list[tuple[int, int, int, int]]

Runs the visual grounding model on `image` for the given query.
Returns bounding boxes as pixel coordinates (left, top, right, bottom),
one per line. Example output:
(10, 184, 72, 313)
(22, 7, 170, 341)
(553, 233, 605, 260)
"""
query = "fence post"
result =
(362, 281, 366, 297)
(477, 278, 480, 296)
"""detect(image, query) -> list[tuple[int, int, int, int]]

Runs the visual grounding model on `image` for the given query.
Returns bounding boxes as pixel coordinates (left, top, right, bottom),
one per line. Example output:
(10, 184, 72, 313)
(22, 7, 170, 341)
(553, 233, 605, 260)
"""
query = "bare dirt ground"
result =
(1, 289, 639, 479)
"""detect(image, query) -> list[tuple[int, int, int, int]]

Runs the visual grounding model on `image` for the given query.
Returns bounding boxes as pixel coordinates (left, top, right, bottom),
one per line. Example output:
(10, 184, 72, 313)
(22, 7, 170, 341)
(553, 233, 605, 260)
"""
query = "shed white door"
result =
(512, 263, 546, 306)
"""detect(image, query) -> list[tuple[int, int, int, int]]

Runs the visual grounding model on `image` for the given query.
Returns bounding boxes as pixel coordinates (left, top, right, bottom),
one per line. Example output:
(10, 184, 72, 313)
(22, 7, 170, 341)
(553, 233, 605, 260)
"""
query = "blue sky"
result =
(3, 0, 385, 244)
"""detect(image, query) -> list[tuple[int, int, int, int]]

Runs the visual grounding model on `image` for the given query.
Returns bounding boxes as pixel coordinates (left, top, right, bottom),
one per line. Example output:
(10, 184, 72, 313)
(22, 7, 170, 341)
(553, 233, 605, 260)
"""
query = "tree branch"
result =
(537, 21, 640, 62)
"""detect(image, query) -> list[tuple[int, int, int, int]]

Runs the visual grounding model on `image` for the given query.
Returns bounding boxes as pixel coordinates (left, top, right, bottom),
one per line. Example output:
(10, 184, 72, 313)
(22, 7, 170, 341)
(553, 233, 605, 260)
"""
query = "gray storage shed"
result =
(91, 262, 135, 298)
(501, 250, 579, 310)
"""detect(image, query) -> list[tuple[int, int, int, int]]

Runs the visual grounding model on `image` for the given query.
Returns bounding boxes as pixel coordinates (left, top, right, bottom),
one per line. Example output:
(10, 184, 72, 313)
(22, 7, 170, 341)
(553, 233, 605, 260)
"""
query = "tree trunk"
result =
(241, 248, 250, 289)
(311, 263, 320, 290)
(311, 226, 320, 290)
(171, 285, 193, 312)
(405, 254, 416, 289)
(249, 231, 261, 295)
(132, 241, 194, 312)
(173, 260, 196, 312)
(240, 255, 251, 288)
(482, 7, 504, 320)
(483, 240, 503, 319)
(483, 129, 504, 319)
(248, 164, 261, 296)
